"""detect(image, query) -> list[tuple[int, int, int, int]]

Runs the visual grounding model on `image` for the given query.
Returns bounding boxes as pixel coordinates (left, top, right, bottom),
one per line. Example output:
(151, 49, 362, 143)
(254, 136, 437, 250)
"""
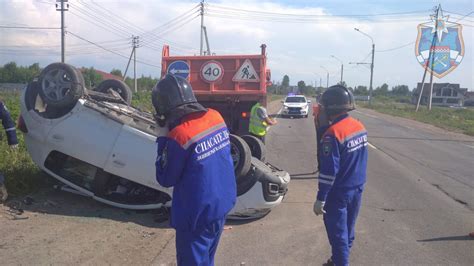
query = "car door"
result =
(46, 104, 123, 169)
(103, 124, 171, 193)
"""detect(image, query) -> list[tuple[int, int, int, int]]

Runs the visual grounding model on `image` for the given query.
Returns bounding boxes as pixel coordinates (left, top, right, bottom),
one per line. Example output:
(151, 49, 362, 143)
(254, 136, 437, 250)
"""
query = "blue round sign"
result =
(167, 61, 190, 80)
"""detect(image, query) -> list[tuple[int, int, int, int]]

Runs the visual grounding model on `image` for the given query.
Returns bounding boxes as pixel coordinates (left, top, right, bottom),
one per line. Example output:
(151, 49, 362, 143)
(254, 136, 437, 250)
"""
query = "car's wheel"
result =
(230, 134, 252, 178)
(38, 63, 84, 108)
(241, 135, 266, 162)
(95, 79, 132, 104)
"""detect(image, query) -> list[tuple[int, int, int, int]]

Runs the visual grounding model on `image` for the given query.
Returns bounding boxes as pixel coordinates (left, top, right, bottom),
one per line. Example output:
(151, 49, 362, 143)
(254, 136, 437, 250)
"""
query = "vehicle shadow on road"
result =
(4, 187, 171, 228)
(417, 235, 474, 242)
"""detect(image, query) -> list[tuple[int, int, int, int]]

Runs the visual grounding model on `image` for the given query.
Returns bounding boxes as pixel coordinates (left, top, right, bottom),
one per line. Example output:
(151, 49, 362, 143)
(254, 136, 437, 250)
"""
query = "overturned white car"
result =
(18, 63, 290, 219)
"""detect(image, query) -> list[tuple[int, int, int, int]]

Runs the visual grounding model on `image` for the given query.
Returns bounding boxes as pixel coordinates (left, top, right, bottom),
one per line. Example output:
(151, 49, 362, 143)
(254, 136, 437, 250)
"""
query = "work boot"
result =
(0, 184, 8, 202)
(322, 258, 335, 266)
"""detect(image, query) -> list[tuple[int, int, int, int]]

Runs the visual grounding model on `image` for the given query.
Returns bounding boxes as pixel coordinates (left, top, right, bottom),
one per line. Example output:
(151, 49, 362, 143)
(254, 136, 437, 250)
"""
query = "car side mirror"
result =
(307, 100, 311, 103)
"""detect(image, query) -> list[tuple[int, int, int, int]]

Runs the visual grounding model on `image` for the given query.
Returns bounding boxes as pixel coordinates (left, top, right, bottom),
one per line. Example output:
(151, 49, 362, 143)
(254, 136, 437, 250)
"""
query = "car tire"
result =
(241, 135, 266, 162)
(96, 79, 132, 105)
(230, 134, 252, 179)
(38, 63, 85, 108)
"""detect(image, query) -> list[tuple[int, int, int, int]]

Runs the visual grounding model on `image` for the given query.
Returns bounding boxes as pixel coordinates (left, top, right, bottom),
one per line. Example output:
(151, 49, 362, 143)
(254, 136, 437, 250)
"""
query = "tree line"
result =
(268, 74, 412, 97)
(0, 62, 158, 91)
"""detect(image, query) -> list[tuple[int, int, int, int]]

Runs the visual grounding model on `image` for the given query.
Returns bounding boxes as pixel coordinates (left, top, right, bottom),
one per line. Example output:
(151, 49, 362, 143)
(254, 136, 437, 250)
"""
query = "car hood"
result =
(284, 103, 308, 108)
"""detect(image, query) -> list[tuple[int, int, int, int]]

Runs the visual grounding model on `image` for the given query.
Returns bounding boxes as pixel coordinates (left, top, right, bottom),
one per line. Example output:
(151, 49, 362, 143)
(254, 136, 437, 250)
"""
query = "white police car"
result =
(281, 95, 311, 118)
(18, 63, 289, 219)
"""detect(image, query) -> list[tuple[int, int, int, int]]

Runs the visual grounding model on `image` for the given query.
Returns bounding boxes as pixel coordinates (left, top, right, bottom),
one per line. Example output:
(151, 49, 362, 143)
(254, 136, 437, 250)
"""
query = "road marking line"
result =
(368, 142, 378, 150)
(462, 144, 474, 149)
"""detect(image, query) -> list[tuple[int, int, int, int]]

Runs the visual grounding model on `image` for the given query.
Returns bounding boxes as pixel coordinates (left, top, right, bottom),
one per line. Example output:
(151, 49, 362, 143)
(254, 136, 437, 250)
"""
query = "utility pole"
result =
(56, 0, 69, 63)
(321, 66, 329, 89)
(200, 0, 205, 55)
(369, 43, 375, 106)
(354, 28, 375, 106)
(132, 36, 139, 93)
(330, 55, 344, 84)
(428, 5, 441, 111)
(416, 5, 440, 112)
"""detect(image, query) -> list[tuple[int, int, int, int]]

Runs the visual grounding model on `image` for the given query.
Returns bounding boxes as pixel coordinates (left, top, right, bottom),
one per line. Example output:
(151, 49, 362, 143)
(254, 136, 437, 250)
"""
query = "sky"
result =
(0, 0, 473, 90)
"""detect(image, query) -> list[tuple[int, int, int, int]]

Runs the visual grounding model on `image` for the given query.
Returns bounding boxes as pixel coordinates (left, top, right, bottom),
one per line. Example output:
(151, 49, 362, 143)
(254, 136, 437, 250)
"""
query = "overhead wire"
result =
(73, 0, 199, 52)
(376, 41, 415, 52)
(205, 3, 431, 24)
(67, 31, 161, 69)
(207, 3, 430, 18)
(0, 25, 60, 30)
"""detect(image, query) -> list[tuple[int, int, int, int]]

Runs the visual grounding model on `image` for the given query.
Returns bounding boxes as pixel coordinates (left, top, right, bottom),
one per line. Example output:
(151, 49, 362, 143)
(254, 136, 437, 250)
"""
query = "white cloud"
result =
(0, 0, 472, 90)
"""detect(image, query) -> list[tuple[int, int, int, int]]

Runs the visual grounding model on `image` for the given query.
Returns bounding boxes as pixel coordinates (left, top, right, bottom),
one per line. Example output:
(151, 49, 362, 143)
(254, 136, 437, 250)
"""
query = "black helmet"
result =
(320, 85, 355, 115)
(152, 74, 198, 117)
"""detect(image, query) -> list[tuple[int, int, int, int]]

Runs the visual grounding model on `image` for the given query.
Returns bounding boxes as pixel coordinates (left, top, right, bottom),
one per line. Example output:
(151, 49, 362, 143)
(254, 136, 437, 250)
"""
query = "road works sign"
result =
(233, 59, 260, 82)
(167, 61, 190, 79)
(200, 61, 224, 83)
(415, 9, 464, 78)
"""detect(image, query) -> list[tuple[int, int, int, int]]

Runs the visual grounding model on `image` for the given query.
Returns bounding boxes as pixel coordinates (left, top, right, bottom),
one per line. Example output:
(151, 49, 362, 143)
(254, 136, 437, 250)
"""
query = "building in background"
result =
(412, 83, 468, 107)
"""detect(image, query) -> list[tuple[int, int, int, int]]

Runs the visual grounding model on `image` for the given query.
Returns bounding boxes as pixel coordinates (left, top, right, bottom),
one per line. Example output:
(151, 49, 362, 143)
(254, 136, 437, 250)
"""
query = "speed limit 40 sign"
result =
(200, 61, 224, 83)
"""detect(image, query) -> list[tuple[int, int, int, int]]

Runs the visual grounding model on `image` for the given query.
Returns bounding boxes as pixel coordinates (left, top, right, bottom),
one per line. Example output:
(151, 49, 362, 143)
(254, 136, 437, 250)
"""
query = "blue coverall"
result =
(317, 114, 368, 266)
(0, 101, 18, 185)
(155, 108, 236, 266)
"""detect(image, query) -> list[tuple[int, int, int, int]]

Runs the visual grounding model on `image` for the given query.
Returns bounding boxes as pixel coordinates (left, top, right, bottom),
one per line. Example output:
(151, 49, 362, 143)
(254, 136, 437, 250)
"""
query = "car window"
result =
(285, 97, 306, 103)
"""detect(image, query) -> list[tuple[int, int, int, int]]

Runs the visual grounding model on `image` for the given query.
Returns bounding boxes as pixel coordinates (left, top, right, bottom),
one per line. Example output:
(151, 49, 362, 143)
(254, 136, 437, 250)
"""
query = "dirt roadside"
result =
(0, 100, 286, 265)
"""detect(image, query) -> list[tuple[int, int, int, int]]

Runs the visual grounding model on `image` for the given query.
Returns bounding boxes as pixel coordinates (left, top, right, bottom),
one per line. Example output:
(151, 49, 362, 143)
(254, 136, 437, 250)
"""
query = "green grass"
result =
(0, 91, 45, 196)
(0, 90, 158, 196)
(358, 97, 474, 136)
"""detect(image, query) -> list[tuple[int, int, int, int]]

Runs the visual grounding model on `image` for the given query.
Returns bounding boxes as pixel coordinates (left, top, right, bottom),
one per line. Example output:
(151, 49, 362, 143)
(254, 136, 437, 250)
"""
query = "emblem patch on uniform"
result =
(160, 146, 168, 168)
(322, 142, 332, 156)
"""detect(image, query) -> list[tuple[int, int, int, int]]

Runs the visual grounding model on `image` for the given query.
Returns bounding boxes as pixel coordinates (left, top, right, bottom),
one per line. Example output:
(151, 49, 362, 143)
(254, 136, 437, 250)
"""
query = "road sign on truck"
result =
(161, 44, 272, 136)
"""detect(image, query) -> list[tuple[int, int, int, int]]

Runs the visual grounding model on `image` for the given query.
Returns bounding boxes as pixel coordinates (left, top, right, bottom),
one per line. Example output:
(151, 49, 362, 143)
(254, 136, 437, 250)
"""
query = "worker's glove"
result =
(9, 144, 18, 150)
(313, 200, 326, 216)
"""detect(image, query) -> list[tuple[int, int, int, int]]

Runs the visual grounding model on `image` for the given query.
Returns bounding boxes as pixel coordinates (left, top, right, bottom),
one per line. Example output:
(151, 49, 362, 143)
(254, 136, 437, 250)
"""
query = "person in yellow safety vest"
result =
(249, 102, 277, 142)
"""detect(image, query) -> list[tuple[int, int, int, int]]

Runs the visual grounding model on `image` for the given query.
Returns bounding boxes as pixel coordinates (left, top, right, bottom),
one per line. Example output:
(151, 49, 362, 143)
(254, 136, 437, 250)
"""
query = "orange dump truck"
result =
(161, 44, 271, 136)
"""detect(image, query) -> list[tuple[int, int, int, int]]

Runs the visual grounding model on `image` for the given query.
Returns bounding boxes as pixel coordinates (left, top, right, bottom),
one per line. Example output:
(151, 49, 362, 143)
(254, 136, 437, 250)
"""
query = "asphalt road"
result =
(210, 102, 474, 265)
(1, 101, 473, 265)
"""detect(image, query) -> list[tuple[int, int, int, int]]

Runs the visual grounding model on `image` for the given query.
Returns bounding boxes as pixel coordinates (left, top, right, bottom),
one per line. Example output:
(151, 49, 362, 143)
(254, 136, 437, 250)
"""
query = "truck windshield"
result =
(285, 97, 306, 103)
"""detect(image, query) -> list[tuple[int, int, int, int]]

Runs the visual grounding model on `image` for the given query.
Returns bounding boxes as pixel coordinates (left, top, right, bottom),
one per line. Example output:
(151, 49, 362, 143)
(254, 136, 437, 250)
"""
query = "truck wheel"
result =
(38, 63, 85, 108)
(241, 135, 266, 162)
(96, 79, 132, 104)
(230, 134, 252, 178)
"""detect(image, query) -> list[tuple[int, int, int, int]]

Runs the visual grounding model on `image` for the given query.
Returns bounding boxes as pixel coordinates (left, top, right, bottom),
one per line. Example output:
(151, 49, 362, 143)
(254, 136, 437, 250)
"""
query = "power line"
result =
(67, 31, 161, 69)
(71, 1, 199, 52)
(376, 41, 415, 52)
(207, 3, 430, 18)
(0, 25, 60, 29)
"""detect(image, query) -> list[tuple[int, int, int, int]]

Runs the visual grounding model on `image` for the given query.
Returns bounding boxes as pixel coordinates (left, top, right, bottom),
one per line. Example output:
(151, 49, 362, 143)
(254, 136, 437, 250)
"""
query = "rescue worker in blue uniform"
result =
(313, 85, 368, 266)
(0, 100, 19, 202)
(152, 74, 236, 266)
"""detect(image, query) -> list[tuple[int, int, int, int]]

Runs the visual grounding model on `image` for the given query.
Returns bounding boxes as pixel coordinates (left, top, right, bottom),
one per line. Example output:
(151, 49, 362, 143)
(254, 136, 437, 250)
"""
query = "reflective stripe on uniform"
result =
(182, 122, 227, 149)
(319, 179, 334, 185)
(5, 127, 15, 132)
(319, 173, 336, 180)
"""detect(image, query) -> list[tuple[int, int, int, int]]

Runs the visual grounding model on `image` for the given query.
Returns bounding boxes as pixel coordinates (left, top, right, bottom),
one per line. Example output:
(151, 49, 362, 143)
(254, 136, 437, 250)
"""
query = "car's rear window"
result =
(285, 97, 306, 103)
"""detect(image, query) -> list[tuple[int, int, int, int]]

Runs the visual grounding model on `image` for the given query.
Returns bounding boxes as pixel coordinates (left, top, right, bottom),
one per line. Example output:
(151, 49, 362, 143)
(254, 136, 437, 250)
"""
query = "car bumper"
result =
(282, 109, 309, 116)
(229, 161, 290, 219)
